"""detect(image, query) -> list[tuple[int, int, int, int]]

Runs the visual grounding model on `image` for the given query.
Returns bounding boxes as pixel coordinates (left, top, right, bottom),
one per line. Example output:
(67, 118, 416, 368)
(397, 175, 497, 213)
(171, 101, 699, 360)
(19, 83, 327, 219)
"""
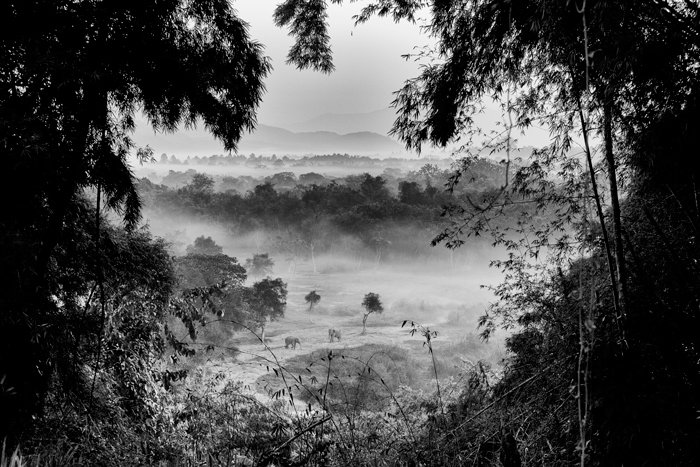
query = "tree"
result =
(299, 218, 324, 274)
(3, 0, 696, 462)
(176, 253, 245, 287)
(245, 253, 275, 278)
(246, 278, 287, 343)
(186, 236, 224, 256)
(276, 1, 700, 464)
(187, 173, 215, 194)
(171, 252, 248, 350)
(361, 292, 384, 335)
(368, 234, 391, 265)
(0, 202, 179, 454)
(0, 0, 270, 440)
(276, 0, 698, 315)
(305, 290, 321, 321)
(299, 172, 329, 186)
(266, 172, 298, 191)
(359, 174, 391, 203)
(180, 174, 216, 208)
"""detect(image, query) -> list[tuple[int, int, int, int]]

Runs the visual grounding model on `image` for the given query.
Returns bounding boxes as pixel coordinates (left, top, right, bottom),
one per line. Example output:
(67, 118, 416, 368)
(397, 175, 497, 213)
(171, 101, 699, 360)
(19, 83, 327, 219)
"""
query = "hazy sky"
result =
(133, 1, 550, 156)
(234, 0, 431, 126)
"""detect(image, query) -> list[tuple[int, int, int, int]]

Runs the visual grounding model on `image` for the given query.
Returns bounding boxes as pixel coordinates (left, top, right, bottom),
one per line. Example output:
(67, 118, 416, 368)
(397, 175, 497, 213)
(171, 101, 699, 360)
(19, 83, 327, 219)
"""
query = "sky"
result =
(234, 0, 431, 126)
(133, 1, 550, 157)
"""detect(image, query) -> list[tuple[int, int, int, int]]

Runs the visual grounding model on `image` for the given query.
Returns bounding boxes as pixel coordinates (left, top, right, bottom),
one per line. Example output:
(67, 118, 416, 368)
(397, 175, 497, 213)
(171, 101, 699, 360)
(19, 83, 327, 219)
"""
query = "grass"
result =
(256, 342, 459, 414)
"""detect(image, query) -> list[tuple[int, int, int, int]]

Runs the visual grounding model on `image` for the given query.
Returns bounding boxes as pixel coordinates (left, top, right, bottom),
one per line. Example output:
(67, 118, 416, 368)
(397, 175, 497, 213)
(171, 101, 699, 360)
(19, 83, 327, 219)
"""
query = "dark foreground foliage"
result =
(2, 1, 699, 466)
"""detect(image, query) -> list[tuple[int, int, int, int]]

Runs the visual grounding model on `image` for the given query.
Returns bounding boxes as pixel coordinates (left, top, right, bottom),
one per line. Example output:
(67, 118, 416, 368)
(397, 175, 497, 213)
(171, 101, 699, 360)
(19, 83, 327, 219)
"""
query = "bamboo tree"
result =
(602, 101, 629, 324)
(577, 96, 619, 317)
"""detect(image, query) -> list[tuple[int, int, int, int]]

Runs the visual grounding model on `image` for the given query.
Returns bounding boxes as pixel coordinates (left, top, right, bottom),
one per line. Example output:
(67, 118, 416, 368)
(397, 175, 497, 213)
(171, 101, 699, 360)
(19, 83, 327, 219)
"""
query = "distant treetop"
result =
(186, 236, 223, 256)
(245, 253, 275, 277)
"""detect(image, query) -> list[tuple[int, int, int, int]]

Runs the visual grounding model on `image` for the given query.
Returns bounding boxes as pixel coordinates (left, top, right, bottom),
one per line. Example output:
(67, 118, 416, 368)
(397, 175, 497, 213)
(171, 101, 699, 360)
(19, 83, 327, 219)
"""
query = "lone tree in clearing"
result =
(305, 290, 321, 321)
(361, 292, 383, 335)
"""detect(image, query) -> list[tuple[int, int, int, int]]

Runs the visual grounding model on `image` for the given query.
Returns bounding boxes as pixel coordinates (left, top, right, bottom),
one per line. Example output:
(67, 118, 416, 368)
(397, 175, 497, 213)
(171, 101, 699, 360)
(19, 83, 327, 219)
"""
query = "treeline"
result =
(139, 163, 515, 263)
(156, 151, 464, 170)
(142, 171, 450, 229)
(153, 159, 506, 193)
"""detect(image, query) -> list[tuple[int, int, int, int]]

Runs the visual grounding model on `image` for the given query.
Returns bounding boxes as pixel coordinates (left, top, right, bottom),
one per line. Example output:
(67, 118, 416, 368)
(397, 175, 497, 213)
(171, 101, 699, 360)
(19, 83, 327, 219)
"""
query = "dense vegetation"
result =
(138, 161, 518, 270)
(1, 1, 698, 466)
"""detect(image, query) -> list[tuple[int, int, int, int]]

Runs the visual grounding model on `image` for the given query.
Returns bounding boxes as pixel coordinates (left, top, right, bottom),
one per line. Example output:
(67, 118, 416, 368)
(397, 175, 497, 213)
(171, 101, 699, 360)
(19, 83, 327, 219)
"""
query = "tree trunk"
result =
(362, 313, 369, 335)
(260, 323, 266, 344)
(577, 98, 620, 317)
(603, 102, 629, 324)
(310, 243, 317, 274)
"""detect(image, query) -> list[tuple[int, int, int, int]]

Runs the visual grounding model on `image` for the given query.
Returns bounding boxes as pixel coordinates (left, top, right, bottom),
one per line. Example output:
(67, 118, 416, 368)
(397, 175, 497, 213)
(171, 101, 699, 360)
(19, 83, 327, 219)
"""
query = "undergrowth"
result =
(11, 321, 511, 466)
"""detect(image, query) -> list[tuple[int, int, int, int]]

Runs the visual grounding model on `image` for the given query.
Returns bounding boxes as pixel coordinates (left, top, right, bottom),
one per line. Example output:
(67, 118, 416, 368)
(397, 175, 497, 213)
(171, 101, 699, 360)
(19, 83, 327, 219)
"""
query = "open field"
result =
(196, 259, 505, 409)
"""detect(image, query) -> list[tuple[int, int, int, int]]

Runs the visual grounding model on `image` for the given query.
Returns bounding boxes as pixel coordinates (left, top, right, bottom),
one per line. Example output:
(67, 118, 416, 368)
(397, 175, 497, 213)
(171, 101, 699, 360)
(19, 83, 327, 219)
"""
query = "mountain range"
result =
(132, 107, 544, 159)
(133, 118, 405, 157)
(286, 108, 396, 135)
(236, 124, 403, 155)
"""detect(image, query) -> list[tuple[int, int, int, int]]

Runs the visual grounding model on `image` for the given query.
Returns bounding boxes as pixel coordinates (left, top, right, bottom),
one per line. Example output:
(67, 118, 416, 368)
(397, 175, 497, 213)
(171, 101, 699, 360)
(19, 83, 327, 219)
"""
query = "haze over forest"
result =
(2, 2, 698, 467)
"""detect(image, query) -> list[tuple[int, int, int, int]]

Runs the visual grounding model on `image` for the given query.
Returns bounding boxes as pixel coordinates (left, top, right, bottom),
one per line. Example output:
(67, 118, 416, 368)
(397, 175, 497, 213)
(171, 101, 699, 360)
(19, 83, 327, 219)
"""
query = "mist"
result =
(141, 204, 505, 337)
(129, 149, 517, 421)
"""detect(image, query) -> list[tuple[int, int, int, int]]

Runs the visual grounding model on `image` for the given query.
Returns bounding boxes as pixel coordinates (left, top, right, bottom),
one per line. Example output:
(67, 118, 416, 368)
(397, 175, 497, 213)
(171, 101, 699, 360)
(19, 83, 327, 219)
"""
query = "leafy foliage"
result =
(139, 166, 487, 267)
(273, 0, 339, 73)
(361, 292, 384, 335)
(12, 208, 183, 464)
(305, 290, 321, 311)
(276, 1, 700, 464)
(246, 278, 288, 328)
(0, 0, 270, 440)
(185, 235, 224, 256)
(362, 292, 384, 315)
(169, 251, 248, 353)
(5, 1, 700, 465)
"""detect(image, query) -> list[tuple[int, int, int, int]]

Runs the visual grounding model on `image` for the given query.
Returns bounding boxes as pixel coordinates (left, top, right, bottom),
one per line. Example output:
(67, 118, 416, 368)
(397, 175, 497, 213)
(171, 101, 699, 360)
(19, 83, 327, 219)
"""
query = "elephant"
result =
(285, 336, 301, 349)
(328, 328, 341, 343)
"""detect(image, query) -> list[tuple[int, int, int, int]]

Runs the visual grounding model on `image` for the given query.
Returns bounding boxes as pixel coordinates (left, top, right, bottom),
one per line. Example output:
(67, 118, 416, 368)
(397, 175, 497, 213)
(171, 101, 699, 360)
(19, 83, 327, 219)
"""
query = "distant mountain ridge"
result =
(132, 106, 548, 159)
(237, 124, 403, 155)
(133, 118, 405, 157)
(287, 108, 396, 135)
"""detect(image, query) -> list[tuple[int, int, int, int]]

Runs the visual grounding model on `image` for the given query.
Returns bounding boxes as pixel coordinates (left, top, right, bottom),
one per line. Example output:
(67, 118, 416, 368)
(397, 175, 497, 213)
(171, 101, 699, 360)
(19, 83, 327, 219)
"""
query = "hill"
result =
(237, 125, 403, 155)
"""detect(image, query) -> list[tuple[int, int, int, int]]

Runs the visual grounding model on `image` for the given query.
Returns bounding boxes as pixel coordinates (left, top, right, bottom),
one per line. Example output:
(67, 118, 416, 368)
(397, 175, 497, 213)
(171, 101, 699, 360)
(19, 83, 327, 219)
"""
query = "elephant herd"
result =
(284, 328, 342, 350)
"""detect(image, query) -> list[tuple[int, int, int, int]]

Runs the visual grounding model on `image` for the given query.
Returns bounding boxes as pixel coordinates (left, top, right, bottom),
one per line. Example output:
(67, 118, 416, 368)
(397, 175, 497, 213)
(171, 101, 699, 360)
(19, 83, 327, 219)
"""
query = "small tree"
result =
(305, 290, 321, 321)
(361, 292, 383, 335)
(245, 253, 274, 278)
(246, 277, 287, 343)
(186, 236, 223, 256)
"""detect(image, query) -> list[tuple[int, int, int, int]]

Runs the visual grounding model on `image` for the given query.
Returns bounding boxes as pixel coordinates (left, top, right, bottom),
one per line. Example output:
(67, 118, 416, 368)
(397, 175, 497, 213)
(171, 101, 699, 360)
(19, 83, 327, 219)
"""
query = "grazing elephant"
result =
(328, 328, 341, 343)
(285, 336, 301, 349)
